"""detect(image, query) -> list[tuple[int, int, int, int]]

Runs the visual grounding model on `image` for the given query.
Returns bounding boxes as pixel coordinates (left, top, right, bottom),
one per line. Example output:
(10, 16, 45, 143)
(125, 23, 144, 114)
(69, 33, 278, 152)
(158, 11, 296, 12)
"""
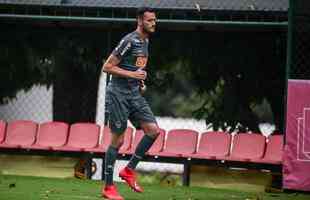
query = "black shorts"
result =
(105, 84, 157, 135)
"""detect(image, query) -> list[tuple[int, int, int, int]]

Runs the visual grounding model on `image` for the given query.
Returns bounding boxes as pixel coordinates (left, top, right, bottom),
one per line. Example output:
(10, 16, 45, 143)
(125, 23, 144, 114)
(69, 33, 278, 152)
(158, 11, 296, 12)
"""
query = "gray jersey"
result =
(111, 31, 149, 86)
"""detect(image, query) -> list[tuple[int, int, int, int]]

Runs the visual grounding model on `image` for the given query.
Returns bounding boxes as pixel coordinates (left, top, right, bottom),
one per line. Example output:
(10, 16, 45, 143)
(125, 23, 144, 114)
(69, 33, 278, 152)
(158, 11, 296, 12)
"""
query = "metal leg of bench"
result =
(84, 155, 92, 179)
(182, 161, 191, 186)
(101, 155, 105, 181)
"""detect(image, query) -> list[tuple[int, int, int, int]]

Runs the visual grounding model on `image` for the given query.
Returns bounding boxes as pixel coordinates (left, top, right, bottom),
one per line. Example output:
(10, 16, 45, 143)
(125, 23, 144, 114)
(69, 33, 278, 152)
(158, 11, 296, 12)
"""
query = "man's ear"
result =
(137, 17, 143, 26)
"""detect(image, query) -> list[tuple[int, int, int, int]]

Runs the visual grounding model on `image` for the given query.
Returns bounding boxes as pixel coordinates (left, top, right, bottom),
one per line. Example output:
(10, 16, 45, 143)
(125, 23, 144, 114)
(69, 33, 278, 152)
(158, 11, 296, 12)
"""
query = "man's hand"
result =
(130, 69, 147, 80)
(139, 80, 147, 94)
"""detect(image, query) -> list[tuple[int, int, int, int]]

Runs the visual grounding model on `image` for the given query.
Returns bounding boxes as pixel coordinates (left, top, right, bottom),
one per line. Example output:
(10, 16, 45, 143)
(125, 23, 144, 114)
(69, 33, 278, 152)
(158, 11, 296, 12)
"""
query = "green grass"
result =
(0, 175, 309, 200)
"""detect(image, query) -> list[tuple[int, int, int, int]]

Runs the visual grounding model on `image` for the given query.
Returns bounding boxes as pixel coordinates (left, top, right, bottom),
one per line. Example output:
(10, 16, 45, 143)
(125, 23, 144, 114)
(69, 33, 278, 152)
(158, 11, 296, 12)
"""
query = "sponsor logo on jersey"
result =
(135, 56, 148, 68)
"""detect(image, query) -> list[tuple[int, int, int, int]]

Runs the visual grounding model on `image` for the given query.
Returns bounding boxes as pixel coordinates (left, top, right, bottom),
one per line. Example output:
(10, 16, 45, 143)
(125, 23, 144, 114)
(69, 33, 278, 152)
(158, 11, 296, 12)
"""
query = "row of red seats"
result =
(0, 120, 282, 165)
(124, 129, 283, 165)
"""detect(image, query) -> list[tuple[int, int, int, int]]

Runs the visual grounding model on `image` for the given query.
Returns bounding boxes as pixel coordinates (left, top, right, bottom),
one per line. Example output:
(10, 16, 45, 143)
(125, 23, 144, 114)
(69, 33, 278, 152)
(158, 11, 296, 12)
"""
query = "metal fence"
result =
(0, 24, 108, 124)
(0, 0, 288, 23)
(0, 1, 290, 133)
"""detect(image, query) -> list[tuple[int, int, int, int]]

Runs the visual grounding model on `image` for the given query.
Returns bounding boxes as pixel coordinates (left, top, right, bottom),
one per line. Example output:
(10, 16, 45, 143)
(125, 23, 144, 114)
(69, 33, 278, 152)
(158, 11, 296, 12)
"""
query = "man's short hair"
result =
(136, 7, 155, 19)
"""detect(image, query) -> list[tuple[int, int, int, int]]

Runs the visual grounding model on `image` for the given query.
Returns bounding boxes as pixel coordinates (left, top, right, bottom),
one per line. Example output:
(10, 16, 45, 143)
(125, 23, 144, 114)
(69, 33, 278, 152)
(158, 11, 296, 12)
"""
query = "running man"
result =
(101, 7, 160, 200)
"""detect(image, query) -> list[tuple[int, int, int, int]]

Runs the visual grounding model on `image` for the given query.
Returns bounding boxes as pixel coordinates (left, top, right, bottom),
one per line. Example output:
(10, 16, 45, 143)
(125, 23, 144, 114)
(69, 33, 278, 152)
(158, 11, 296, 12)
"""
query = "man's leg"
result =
(102, 84, 130, 199)
(119, 122, 159, 193)
(127, 122, 159, 169)
(104, 133, 124, 185)
(102, 133, 125, 200)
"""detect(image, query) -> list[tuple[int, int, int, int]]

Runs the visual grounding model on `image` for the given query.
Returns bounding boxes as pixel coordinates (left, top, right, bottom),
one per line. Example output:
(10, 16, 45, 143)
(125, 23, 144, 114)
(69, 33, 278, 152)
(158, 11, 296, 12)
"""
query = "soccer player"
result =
(101, 7, 160, 200)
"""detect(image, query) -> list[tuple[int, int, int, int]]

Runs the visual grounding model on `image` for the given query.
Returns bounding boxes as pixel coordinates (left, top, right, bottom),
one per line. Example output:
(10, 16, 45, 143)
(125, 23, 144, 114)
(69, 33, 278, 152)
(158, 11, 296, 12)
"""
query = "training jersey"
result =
(111, 31, 149, 86)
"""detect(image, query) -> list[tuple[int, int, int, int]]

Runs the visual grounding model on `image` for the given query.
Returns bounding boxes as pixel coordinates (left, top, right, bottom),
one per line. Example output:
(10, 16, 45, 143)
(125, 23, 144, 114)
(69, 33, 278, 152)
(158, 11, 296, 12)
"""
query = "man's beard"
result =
(143, 26, 155, 35)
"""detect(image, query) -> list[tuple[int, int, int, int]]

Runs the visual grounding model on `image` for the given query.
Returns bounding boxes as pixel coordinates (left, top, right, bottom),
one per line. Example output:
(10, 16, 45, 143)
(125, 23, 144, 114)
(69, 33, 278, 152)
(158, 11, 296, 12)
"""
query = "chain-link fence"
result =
(0, 1, 290, 134)
(0, 1, 289, 179)
(0, 0, 288, 23)
(0, 23, 108, 124)
(288, 0, 310, 79)
(0, 85, 53, 123)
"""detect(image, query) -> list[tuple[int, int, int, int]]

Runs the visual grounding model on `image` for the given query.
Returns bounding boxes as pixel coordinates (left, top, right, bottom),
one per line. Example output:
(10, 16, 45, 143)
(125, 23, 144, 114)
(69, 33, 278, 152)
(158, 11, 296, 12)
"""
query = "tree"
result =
(147, 30, 286, 133)
(0, 25, 107, 123)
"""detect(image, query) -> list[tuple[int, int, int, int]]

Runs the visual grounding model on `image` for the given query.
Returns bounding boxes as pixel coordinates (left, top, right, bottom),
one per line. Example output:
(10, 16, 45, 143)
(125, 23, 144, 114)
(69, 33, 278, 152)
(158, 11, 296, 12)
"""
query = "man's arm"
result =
(102, 54, 147, 80)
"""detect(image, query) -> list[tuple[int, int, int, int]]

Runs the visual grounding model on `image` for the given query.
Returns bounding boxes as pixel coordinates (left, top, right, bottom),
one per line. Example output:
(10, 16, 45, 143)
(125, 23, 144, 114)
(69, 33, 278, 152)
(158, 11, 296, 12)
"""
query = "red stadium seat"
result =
(156, 129, 198, 157)
(0, 120, 38, 149)
(0, 120, 6, 144)
(86, 126, 133, 154)
(84, 126, 111, 153)
(123, 129, 144, 155)
(188, 131, 231, 160)
(30, 121, 69, 150)
(99, 126, 112, 153)
(124, 128, 166, 155)
(118, 127, 134, 154)
(227, 133, 266, 162)
(147, 129, 166, 156)
(255, 134, 283, 164)
(53, 123, 100, 152)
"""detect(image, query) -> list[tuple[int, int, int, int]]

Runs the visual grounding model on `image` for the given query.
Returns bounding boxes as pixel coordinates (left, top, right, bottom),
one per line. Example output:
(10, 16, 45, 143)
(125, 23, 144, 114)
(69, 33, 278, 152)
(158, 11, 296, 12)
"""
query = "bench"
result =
(0, 120, 283, 186)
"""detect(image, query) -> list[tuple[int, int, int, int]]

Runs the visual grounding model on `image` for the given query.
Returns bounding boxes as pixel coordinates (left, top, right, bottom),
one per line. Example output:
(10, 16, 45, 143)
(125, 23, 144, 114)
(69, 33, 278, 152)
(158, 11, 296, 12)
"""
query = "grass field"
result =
(0, 175, 309, 200)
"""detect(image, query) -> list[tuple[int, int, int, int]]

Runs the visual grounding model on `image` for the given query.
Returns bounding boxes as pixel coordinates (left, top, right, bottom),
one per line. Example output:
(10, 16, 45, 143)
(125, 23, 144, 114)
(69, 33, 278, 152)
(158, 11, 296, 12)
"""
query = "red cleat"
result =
(119, 167, 143, 193)
(102, 185, 124, 200)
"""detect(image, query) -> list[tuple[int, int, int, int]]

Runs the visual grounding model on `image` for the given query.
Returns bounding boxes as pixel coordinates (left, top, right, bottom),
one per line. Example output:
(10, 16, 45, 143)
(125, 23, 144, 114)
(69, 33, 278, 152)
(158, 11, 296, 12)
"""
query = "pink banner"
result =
(283, 79, 310, 191)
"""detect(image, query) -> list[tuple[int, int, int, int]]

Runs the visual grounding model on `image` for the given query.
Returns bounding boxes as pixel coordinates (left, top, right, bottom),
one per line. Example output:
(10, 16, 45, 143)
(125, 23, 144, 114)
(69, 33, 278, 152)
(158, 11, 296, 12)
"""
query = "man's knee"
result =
(110, 132, 125, 149)
(109, 120, 127, 148)
(110, 120, 127, 135)
(143, 123, 160, 139)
